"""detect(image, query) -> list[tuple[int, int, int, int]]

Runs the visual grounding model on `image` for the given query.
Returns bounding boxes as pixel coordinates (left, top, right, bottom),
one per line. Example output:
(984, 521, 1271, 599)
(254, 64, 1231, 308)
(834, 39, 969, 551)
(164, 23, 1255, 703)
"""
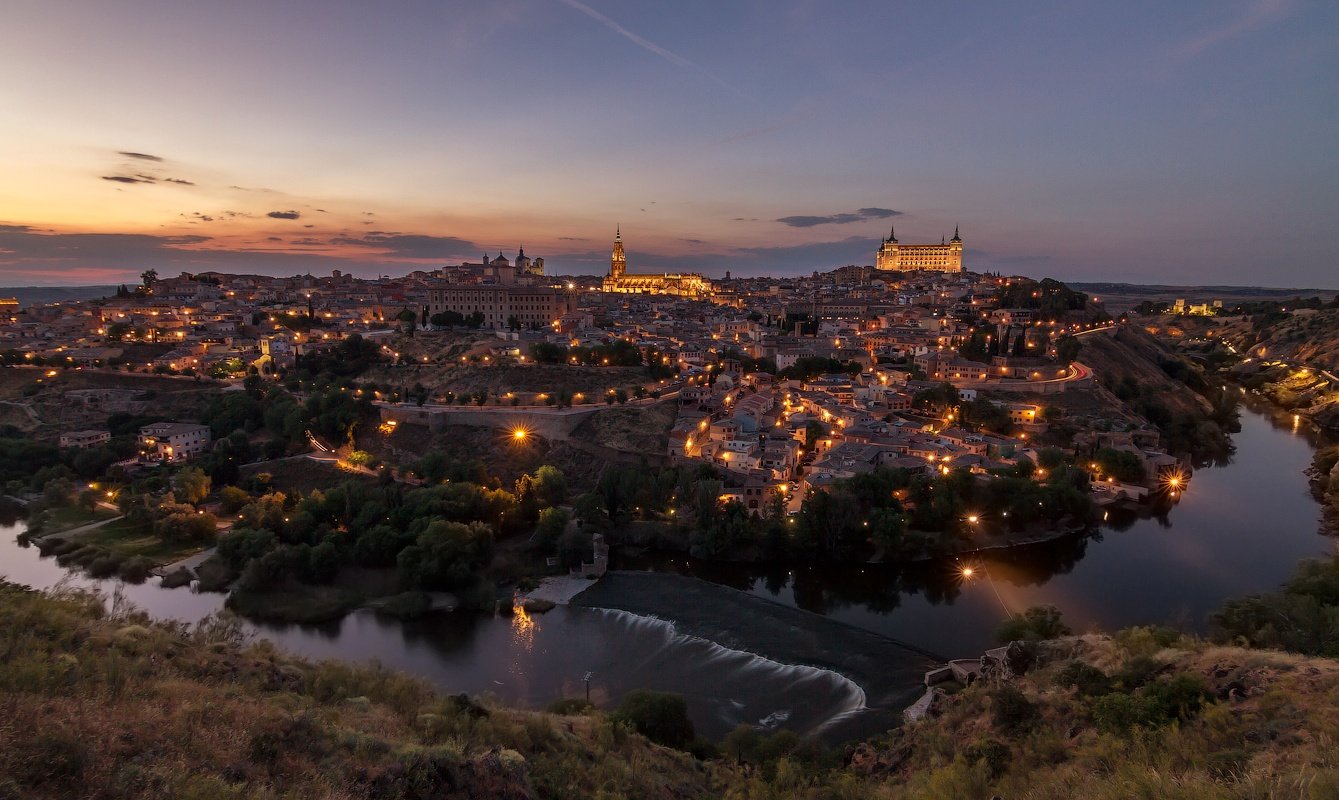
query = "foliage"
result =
(172, 467, 212, 505)
(609, 690, 695, 750)
(990, 686, 1039, 735)
(996, 605, 1071, 643)
(1210, 557, 1339, 656)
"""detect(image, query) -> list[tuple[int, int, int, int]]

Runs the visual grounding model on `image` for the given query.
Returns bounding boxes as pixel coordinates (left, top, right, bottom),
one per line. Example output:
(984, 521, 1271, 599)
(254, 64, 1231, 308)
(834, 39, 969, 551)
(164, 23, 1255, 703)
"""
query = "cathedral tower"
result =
(610, 226, 626, 278)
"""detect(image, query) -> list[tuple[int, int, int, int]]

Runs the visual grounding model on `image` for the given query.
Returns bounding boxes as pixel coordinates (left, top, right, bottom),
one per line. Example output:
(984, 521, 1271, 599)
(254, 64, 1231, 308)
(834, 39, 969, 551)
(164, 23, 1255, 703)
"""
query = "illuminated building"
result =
(875, 225, 963, 272)
(601, 228, 712, 297)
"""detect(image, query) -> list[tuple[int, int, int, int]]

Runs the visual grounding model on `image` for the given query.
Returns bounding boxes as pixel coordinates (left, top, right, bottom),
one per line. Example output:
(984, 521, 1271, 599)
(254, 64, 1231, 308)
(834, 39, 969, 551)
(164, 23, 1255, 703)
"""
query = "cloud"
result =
(0, 225, 390, 283)
(776, 207, 902, 228)
(117, 151, 163, 162)
(102, 175, 153, 184)
(162, 177, 195, 186)
(329, 232, 478, 259)
(1172, 0, 1293, 59)
(267, 210, 301, 220)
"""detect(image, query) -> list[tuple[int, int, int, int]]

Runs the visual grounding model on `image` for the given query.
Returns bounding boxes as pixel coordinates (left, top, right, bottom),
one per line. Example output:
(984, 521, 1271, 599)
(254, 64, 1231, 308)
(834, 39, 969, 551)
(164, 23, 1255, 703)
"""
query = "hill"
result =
(4, 580, 1338, 799)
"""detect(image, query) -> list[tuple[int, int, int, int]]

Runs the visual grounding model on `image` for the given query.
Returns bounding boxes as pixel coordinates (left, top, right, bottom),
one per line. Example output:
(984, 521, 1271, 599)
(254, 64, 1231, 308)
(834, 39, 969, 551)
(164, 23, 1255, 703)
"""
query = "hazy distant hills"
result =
(1071, 282, 1339, 313)
(0, 285, 118, 306)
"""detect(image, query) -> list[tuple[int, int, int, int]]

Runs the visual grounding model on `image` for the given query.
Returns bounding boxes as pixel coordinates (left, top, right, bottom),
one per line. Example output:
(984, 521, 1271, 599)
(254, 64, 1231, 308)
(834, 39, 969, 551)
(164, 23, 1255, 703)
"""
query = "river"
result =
(1, 401, 1332, 741)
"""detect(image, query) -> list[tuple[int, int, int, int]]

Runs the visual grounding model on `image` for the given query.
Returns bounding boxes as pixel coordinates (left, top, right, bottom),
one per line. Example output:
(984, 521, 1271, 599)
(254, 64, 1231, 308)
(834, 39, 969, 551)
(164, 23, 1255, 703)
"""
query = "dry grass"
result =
(0, 582, 714, 799)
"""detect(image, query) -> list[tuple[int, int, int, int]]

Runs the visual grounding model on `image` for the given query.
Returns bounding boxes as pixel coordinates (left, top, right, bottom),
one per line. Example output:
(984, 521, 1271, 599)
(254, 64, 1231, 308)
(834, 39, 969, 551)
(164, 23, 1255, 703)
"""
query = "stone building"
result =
(875, 226, 963, 272)
(601, 228, 712, 298)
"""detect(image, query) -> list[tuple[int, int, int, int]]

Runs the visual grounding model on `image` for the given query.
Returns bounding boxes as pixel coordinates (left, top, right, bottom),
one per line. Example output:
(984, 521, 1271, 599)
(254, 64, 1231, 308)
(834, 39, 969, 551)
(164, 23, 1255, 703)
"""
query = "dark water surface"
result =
(620, 401, 1336, 657)
(1, 402, 1332, 741)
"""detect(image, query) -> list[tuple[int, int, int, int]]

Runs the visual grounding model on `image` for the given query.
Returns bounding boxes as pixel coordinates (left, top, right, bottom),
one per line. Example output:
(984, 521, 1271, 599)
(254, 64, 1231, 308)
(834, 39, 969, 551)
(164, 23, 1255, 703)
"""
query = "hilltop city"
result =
(2, 226, 1196, 538)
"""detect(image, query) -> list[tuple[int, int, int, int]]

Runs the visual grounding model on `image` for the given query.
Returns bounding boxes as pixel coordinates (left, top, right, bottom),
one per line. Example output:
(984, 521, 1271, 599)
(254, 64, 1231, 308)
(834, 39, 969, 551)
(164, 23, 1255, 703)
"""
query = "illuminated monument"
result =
(601, 227, 711, 297)
(875, 225, 963, 272)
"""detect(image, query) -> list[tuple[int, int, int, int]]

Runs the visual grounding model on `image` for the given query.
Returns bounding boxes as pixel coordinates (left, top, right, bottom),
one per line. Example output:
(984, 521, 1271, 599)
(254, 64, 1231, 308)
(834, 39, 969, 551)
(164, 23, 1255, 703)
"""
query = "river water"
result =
(1, 402, 1332, 741)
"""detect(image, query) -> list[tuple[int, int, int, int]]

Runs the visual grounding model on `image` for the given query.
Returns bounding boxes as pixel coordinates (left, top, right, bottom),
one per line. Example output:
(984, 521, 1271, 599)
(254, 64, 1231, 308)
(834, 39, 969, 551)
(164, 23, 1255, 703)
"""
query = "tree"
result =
(611, 690, 695, 750)
(140, 269, 158, 292)
(157, 511, 219, 543)
(430, 310, 464, 328)
(397, 520, 493, 590)
(996, 605, 1071, 643)
(1094, 447, 1145, 483)
(531, 465, 568, 506)
(1055, 335, 1082, 365)
(172, 467, 212, 506)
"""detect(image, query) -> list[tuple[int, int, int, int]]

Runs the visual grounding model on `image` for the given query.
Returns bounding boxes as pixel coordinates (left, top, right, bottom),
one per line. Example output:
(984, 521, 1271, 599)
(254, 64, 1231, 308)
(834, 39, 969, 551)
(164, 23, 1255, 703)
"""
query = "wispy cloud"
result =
(1172, 0, 1293, 59)
(117, 151, 163, 162)
(556, 0, 746, 98)
(267, 210, 301, 220)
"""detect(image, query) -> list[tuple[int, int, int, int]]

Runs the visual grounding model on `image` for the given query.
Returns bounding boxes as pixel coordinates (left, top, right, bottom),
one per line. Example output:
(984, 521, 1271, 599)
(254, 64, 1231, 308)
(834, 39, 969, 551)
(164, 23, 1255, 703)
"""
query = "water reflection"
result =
(619, 401, 1334, 657)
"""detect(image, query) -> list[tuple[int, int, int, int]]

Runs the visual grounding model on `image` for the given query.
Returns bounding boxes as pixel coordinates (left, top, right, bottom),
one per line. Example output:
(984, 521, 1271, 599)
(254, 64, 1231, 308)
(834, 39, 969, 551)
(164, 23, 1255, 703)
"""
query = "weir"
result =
(574, 571, 940, 739)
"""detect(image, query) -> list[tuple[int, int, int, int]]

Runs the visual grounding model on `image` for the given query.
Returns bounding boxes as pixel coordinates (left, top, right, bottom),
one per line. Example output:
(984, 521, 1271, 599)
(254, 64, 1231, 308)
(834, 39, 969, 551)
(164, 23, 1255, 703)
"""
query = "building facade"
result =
(601, 228, 712, 297)
(875, 226, 963, 272)
(427, 284, 577, 330)
(138, 422, 212, 463)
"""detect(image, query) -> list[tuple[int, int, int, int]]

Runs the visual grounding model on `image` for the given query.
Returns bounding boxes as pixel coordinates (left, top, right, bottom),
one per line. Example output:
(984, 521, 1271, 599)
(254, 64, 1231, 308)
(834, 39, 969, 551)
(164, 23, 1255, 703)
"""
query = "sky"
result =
(1, 0, 1336, 287)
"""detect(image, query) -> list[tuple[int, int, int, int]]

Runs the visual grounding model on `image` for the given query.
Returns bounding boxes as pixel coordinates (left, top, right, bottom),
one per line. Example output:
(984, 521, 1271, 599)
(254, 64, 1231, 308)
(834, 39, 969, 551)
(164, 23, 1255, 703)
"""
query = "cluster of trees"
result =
(0, 427, 137, 495)
(776, 357, 861, 382)
(213, 464, 574, 610)
(429, 310, 486, 328)
(1211, 557, 1339, 657)
(529, 339, 645, 368)
(688, 458, 1097, 564)
(995, 278, 1093, 319)
(293, 335, 384, 380)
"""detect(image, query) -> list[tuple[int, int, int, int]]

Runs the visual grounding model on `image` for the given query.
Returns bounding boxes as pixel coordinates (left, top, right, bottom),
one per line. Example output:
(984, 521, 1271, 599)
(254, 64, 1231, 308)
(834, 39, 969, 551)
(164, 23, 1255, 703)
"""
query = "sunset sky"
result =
(2, 0, 1336, 286)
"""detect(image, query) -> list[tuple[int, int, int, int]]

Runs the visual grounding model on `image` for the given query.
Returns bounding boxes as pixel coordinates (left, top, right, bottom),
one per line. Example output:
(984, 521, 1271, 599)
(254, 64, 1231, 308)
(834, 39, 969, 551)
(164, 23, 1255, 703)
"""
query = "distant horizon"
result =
(4, 273, 1338, 294)
(2, 1, 1335, 286)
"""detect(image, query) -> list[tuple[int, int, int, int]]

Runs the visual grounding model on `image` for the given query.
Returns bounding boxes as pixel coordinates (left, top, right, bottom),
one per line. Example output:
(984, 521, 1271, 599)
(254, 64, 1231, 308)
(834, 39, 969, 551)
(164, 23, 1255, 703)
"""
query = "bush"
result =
(990, 686, 1039, 735)
(1090, 673, 1210, 735)
(996, 605, 1071, 643)
(963, 738, 1012, 780)
(379, 591, 431, 620)
(117, 555, 156, 583)
(610, 690, 695, 750)
(546, 698, 593, 715)
(14, 730, 88, 789)
(1055, 662, 1113, 697)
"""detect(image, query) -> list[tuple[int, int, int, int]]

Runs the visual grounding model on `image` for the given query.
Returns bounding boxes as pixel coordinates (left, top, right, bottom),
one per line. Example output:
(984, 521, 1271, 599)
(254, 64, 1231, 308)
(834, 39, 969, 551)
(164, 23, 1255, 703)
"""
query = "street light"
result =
(959, 560, 1012, 618)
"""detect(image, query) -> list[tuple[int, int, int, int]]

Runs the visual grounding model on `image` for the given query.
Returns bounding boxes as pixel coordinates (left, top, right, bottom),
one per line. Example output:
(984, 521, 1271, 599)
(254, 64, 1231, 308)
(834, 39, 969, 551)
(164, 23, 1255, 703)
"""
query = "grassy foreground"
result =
(2, 581, 1339, 799)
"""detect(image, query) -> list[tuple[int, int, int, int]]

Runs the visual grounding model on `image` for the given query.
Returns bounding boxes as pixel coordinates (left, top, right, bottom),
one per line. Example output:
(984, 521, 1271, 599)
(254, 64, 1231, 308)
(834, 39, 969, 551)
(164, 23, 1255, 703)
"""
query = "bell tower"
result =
(949, 225, 963, 272)
(610, 226, 626, 278)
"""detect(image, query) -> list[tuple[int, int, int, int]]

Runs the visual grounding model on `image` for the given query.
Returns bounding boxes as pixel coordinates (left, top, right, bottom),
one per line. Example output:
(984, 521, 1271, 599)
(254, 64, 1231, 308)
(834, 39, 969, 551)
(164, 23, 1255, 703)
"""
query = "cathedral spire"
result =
(616, 224, 621, 241)
(952, 225, 960, 242)
(888, 224, 897, 242)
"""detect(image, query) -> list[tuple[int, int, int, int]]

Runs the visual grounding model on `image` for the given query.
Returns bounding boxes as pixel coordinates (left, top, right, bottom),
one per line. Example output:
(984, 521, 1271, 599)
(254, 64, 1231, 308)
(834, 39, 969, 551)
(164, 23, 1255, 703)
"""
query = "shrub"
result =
(14, 730, 88, 789)
(1092, 692, 1145, 735)
(990, 686, 1039, 735)
(963, 738, 1012, 780)
(610, 690, 695, 750)
(996, 605, 1071, 643)
(1055, 662, 1113, 697)
(87, 553, 126, 578)
(117, 555, 155, 583)
(546, 698, 593, 715)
